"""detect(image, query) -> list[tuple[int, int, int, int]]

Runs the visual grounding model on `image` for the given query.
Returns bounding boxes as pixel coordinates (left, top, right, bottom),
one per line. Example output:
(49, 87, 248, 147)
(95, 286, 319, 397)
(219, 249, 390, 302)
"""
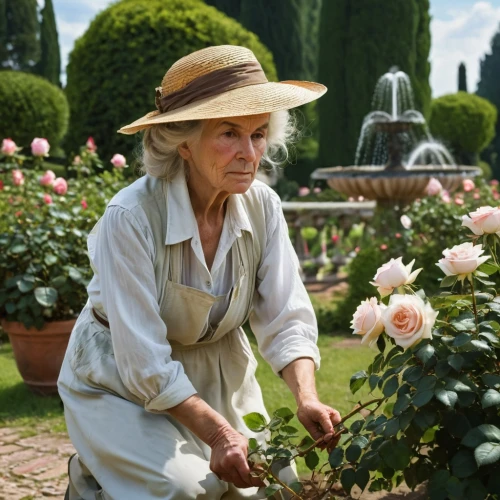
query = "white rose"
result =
(462, 206, 500, 236)
(370, 257, 422, 297)
(351, 297, 385, 347)
(437, 242, 490, 280)
(381, 294, 438, 349)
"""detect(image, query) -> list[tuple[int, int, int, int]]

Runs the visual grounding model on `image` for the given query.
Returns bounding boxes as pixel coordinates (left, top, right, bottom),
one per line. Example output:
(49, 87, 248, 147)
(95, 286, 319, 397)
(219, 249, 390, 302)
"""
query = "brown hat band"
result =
(155, 61, 268, 114)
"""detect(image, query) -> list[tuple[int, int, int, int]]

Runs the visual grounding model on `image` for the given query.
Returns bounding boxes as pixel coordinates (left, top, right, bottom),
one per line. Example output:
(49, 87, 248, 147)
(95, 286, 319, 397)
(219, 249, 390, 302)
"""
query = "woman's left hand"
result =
(296, 398, 342, 452)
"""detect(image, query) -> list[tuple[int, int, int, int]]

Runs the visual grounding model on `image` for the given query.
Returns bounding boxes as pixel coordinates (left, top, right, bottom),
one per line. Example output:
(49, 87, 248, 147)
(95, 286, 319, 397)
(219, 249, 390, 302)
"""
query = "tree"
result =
(203, 0, 241, 20)
(458, 62, 468, 92)
(318, 0, 432, 168)
(477, 29, 500, 178)
(36, 0, 61, 87)
(0, 0, 39, 72)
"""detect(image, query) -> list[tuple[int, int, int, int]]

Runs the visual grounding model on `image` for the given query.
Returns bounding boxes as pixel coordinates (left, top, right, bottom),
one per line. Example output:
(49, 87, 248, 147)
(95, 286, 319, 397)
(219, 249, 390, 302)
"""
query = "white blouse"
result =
(85, 172, 320, 409)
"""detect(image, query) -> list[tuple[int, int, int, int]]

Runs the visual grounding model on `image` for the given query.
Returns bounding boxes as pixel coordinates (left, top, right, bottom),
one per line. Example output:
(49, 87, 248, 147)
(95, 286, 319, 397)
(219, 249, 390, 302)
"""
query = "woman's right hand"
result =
(209, 425, 265, 488)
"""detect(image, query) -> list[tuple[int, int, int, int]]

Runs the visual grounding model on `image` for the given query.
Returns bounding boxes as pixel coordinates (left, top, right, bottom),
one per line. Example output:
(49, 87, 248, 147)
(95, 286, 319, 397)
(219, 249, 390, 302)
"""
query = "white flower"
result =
(351, 297, 385, 347)
(462, 206, 500, 236)
(400, 215, 412, 229)
(381, 294, 438, 349)
(370, 257, 422, 297)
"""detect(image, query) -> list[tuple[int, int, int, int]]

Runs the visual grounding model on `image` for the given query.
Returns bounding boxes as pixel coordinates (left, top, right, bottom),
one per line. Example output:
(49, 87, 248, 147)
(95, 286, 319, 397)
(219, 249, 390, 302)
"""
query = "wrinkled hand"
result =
(297, 398, 342, 452)
(209, 426, 265, 489)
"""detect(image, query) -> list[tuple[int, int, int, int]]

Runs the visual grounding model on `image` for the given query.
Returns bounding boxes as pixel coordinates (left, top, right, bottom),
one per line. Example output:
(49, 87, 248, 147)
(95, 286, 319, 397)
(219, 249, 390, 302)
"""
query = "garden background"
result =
(2, 0, 500, 498)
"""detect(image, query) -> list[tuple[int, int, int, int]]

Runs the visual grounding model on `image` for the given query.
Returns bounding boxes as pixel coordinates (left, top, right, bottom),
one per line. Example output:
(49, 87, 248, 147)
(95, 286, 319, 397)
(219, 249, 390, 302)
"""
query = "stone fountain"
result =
(312, 68, 481, 204)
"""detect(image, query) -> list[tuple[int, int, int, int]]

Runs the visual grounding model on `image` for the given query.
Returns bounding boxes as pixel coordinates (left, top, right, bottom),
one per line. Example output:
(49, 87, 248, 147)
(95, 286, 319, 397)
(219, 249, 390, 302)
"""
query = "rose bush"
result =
(0, 137, 130, 328)
(244, 209, 500, 499)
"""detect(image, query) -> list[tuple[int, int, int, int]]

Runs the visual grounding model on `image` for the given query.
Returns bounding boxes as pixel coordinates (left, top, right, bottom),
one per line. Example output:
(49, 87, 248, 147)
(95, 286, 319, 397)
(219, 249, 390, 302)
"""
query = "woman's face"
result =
(179, 113, 270, 195)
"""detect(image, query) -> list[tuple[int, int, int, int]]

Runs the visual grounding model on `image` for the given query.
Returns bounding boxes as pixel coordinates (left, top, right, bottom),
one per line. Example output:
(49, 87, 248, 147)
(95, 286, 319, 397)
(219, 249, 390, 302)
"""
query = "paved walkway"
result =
(0, 427, 74, 500)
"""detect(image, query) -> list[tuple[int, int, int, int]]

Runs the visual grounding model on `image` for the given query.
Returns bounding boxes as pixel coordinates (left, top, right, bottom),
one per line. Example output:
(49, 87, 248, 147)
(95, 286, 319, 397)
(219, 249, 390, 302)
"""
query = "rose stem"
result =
(469, 276, 479, 333)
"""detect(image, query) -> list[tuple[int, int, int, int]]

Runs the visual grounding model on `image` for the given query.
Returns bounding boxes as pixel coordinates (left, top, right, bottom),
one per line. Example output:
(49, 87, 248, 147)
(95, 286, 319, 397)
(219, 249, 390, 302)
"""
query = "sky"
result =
(45, 0, 500, 98)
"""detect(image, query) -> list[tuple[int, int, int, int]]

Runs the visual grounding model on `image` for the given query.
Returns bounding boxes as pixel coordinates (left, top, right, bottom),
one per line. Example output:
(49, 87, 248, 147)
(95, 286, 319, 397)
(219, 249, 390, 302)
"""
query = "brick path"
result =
(0, 427, 74, 500)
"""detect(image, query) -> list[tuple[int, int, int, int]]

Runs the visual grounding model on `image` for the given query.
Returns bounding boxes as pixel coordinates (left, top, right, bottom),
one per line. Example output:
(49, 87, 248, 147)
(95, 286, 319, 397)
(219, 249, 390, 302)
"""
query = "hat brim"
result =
(117, 81, 326, 135)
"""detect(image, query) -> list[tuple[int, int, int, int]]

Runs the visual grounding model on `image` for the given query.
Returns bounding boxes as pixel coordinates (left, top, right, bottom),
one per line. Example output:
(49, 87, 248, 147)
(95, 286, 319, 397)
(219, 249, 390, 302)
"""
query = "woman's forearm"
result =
(167, 395, 233, 447)
(281, 357, 319, 405)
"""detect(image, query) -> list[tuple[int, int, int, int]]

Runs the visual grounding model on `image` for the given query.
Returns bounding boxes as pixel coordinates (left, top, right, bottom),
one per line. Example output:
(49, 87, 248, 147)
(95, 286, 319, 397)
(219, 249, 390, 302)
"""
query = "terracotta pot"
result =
(1, 318, 75, 396)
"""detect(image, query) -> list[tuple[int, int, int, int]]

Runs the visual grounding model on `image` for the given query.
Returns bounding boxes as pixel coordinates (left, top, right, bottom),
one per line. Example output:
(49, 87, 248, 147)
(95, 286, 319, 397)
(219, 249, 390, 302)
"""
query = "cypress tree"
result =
(318, 0, 431, 167)
(0, 0, 40, 71)
(204, 0, 242, 20)
(0, 0, 7, 66)
(458, 62, 468, 92)
(477, 30, 500, 178)
(37, 0, 61, 86)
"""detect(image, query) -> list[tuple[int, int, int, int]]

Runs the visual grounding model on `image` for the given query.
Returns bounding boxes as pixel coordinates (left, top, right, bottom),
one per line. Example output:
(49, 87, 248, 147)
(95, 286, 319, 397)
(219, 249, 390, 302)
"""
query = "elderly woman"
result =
(58, 45, 341, 500)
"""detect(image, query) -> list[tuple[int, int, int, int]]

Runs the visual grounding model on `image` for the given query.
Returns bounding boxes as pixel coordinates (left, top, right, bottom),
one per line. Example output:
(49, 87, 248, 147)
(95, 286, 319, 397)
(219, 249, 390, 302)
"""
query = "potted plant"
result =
(0, 137, 128, 395)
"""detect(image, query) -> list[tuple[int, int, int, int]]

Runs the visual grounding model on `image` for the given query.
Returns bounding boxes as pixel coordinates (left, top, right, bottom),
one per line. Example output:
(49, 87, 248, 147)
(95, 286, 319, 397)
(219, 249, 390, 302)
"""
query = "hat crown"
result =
(161, 45, 259, 96)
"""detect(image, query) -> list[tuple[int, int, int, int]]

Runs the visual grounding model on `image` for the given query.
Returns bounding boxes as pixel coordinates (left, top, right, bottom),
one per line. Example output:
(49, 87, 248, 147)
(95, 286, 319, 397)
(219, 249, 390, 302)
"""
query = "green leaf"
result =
(380, 440, 411, 470)
(279, 425, 298, 437)
(243, 413, 267, 432)
(482, 373, 500, 389)
(352, 435, 369, 449)
(389, 350, 412, 368)
(297, 435, 315, 451)
(355, 467, 370, 491)
(5, 302, 16, 314)
(453, 332, 472, 347)
(248, 438, 258, 452)
(383, 418, 400, 438)
(288, 482, 303, 494)
(474, 442, 500, 467)
(462, 424, 500, 448)
(350, 419, 365, 434)
(435, 359, 451, 378)
(479, 331, 500, 346)
(340, 468, 356, 495)
(481, 389, 500, 409)
(68, 266, 83, 282)
(412, 390, 434, 407)
(416, 344, 435, 364)
(10, 244, 27, 253)
(328, 447, 343, 468)
(350, 370, 368, 395)
(450, 450, 478, 478)
(17, 279, 34, 293)
(383, 376, 399, 397)
(376, 334, 386, 353)
(305, 450, 319, 470)
(273, 407, 294, 423)
(360, 450, 380, 470)
(369, 374, 380, 392)
(403, 365, 423, 383)
(471, 339, 491, 351)
(346, 444, 362, 462)
(50, 275, 67, 288)
(44, 254, 58, 266)
(478, 262, 498, 275)
(34, 287, 58, 307)
(448, 354, 464, 372)
(264, 484, 283, 496)
(393, 394, 411, 416)
(440, 275, 458, 288)
(435, 388, 458, 408)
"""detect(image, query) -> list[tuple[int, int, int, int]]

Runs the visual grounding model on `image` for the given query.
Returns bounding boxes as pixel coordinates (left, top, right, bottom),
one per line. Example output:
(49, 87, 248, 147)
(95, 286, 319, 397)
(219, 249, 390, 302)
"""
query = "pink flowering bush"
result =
(0, 138, 129, 328)
(246, 220, 500, 498)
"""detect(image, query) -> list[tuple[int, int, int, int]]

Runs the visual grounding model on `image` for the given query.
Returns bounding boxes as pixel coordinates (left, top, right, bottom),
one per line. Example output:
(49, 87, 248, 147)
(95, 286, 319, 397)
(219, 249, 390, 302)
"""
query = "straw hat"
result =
(118, 45, 327, 135)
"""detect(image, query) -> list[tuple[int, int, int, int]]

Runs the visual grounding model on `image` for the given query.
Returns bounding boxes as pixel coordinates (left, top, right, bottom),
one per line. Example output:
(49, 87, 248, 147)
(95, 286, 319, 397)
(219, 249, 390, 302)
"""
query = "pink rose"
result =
(86, 137, 96, 153)
(53, 177, 68, 195)
(395, 233, 402, 239)
(463, 179, 475, 192)
(462, 206, 500, 236)
(31, 138, 50, 157)
(355, 246, 360, 253)
(313, 187, 322, 194)
(426, 177, 442, 196)
(351, 297, 385, 347)
(371, 257, 422, 297)
(380, 244, 388, 250)
(0, 180, 3, 190)
(39, 170, 56, 186)
(348, 197, 355, 202)
(442, 191, 451, 203)
(81, 199, 88, 209)
(12, 169, 24, 186)
(73, 155, 82, 165)
(43, 193, 53, 205)
(331, 234, 339, 244)
(437, 242, 490, 279)
(298, 187, 310, 197)
(110, 153, 127, 168)
(358, 196, 365, 201)
(2, 138, 17, 156)
(381, 294, 438, 349)
(455, 197, 464, 206)
(490, 180, 499, 187)
(474, 193, 480, 200)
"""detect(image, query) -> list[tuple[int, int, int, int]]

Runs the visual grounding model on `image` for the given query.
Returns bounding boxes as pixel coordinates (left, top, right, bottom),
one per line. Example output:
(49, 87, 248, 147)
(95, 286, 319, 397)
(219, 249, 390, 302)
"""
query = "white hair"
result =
(138, 110, 297, 180)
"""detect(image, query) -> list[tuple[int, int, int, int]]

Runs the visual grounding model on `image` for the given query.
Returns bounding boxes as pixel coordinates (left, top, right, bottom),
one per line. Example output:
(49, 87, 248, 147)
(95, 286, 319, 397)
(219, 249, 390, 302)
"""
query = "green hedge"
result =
(0, 71, 68, 148)
(429, 92, 497, 164)
(64, 0, 277, 163)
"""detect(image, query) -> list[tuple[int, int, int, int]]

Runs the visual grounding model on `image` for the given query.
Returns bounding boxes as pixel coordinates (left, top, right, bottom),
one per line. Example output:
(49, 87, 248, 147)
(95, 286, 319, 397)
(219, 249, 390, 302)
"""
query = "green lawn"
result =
(0, 334, 375, 472)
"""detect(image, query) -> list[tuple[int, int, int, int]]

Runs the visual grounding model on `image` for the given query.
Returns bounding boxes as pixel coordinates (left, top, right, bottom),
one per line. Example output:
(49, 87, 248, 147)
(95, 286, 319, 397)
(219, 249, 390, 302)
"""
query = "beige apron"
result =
(58, 215, 295, 499)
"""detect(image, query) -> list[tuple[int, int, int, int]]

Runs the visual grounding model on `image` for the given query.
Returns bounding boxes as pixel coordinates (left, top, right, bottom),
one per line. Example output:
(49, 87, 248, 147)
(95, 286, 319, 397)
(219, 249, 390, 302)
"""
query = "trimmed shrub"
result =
(65, 0, 277, 163)
(0, 71, 68, 148)
(429, 92, 497, 165)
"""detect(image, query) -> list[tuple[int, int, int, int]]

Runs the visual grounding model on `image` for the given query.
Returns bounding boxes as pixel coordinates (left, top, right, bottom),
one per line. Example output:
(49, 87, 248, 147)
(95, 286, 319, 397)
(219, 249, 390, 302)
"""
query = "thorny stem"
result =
(469, 276, 479, 334)
(295, 398, 385, 458)
(267, 467, 305, 500)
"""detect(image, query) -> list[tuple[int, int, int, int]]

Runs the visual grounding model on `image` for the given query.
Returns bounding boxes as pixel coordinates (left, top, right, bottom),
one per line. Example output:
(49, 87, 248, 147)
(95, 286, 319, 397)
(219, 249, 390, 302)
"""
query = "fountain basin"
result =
(312, 165, 482, 203)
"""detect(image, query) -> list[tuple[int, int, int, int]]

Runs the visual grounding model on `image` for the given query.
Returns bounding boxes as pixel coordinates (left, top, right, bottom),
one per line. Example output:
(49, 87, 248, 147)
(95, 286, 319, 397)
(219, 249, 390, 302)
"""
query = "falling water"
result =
(371, 68, 415, 118)
(407, 141, 456, 168)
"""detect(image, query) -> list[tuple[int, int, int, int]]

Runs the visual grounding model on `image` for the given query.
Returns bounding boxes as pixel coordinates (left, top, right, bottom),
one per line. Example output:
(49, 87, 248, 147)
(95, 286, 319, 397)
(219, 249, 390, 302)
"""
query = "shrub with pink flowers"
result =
(246, 217, 500, 498)
(0, 137, 130, 328)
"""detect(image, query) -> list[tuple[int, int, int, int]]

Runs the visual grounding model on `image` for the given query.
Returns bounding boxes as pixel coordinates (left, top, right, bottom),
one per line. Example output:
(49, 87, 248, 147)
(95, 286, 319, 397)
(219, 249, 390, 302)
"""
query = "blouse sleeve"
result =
(249, 192, 321, 376)
(90, 205, 197, 411)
